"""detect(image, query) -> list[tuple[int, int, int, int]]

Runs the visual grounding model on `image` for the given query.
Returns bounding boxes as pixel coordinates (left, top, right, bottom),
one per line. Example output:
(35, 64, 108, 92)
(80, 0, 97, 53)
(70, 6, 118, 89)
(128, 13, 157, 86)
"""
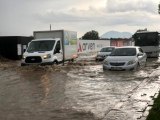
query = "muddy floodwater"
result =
(0, 58, 160, 120)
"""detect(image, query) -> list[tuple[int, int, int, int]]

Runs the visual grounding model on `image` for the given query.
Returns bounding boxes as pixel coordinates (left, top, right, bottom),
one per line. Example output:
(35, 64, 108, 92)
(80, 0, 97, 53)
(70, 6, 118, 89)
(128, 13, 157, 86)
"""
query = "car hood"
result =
(105, 56, 137, 62)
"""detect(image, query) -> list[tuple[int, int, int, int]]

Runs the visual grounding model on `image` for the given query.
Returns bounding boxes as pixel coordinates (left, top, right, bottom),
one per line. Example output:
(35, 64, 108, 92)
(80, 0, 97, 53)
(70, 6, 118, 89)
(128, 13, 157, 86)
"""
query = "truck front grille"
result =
(25, 56, 42, 63)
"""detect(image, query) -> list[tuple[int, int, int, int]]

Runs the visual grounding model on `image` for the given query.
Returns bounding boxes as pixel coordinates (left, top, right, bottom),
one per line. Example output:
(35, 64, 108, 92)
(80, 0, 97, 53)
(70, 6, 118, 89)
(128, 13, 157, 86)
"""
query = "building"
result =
(110, 38, 133, 47)
(0, 36, 33, 60)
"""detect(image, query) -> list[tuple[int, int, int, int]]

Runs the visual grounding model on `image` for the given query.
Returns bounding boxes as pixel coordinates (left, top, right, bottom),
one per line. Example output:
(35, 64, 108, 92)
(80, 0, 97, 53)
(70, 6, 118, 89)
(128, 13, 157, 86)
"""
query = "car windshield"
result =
(110, 48, 136, 56)
(27, 40, 55, 52)
(100, 47, 115, 52)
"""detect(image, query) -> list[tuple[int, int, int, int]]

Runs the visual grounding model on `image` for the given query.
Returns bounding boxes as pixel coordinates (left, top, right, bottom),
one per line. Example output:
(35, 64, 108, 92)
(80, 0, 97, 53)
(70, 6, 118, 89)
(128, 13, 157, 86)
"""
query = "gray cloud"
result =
(106, 0, 156, 13)
(0, 0, 159, 37)
(35, 12, 88, 23)
(35, 3, 159, 27)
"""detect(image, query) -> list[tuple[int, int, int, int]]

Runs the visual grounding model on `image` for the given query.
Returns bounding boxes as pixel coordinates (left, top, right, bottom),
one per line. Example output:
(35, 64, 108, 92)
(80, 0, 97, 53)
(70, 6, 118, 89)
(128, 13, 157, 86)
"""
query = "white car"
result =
(96, 46, 115, 61)
(103, 46, 147, 70)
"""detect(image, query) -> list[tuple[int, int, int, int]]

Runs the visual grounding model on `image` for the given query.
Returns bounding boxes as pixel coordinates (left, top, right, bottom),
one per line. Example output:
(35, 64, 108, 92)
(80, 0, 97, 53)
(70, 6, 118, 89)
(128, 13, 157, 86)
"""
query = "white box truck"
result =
(21, 30, 77, 66)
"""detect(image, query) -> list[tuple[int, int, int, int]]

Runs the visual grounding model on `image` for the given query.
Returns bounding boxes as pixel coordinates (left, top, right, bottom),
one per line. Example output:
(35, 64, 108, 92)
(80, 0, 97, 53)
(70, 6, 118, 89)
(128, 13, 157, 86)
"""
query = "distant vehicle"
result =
(21, 30, 77, 66)
(103, 46, 147, 70)
(132, 30, 160, 58)
(95, 46, 115, 61)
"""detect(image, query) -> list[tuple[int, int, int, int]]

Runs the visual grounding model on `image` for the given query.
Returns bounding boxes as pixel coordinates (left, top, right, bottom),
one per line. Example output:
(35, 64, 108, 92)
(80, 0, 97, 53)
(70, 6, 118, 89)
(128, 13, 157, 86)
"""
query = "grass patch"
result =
(146, 93, 160, 120)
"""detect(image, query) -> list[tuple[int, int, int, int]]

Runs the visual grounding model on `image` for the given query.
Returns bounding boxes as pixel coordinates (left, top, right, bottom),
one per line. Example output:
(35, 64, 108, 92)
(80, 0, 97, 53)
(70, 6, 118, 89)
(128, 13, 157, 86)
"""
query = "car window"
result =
(110, 48, 136, 56)
(138, 48, 144, 53)
(100, 47, 115, 52)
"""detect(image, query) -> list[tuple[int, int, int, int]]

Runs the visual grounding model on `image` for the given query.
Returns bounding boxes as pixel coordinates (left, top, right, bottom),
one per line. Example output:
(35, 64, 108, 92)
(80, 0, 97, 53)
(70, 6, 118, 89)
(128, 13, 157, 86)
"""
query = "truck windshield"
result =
(27, 40, 55, 52)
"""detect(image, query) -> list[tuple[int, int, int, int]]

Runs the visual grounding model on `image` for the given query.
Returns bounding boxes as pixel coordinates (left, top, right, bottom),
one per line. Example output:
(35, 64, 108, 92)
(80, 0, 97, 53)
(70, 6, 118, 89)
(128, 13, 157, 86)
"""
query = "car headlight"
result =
(127, 60, 136, 65)
(96, 54, 100, 57)
(103, 60, 109, 65)
(43, 54, 51, 59)
(104, 55, 109, 58)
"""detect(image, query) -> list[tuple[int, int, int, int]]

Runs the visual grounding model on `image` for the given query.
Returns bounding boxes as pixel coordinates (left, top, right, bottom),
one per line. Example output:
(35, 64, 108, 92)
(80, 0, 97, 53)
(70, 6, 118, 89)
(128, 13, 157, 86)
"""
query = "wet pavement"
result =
(0, 57, 160, 120)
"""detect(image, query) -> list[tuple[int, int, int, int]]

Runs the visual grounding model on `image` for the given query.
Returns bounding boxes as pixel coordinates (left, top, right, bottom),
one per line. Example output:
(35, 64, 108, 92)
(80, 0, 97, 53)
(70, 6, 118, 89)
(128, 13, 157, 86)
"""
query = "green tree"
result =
(82, 30, 100, 40)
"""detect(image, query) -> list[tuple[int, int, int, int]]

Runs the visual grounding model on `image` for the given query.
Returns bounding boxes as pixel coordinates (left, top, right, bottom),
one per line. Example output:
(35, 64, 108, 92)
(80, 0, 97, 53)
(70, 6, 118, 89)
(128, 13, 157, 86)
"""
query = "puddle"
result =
(0, 57, 160, 120)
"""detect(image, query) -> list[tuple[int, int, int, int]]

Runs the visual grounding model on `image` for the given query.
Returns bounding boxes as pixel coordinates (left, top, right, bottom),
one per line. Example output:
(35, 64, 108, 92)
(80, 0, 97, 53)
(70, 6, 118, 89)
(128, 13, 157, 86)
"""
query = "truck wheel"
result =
(21, 63, 26, 66)
(53, 60, 58, 65)
(71, 59, 74, 62)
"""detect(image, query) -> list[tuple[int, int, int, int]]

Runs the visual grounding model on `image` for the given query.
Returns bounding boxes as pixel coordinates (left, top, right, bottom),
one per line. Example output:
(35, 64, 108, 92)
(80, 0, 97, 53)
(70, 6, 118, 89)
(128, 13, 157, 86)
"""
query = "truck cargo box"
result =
(34, 30, 77, 61)
(21, 30, 77, 65)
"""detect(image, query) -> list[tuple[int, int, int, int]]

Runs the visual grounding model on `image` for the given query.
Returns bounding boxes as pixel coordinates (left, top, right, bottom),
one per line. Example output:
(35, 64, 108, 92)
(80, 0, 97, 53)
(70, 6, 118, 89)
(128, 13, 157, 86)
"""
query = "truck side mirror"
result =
(54, 49, 60, 54)
(56, 49, 60, 53)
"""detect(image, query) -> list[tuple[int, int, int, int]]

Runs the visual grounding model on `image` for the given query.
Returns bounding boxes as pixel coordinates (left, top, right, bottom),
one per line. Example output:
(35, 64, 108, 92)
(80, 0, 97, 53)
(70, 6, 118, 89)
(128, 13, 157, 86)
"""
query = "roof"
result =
(115, 46, 140, 49)
(101, 46, 116, 48)
(135, 31, 159, 34)
(32, 38, 60, 41)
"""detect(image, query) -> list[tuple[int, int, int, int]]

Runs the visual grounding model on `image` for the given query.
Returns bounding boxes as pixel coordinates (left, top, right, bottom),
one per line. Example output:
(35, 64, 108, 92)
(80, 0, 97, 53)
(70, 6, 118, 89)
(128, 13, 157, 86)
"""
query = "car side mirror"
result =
(137, 53, 143, 57)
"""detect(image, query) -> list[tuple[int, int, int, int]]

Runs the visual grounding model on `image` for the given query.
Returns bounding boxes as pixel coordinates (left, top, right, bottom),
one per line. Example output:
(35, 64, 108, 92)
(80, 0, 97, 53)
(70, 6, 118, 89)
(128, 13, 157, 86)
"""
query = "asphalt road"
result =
(0, 58, 160, 120)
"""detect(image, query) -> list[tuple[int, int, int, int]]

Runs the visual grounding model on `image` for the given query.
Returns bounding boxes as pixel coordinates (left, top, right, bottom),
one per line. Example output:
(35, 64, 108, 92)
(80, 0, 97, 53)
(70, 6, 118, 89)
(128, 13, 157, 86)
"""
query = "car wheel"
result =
(135, 63, 140, 70)
(96, 59, 99, 62)
(131, 63, 140, 71)
(144, 59, 147, 67)
(103, 67, 105, 70)
(103, 66, 108, 71)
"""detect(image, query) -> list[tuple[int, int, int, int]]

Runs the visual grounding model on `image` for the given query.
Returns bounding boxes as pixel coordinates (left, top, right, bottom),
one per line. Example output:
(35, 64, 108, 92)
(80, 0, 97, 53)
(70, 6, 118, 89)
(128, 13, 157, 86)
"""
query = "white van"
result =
(21, 38, 62, 65)
(21, 30, 77, 66)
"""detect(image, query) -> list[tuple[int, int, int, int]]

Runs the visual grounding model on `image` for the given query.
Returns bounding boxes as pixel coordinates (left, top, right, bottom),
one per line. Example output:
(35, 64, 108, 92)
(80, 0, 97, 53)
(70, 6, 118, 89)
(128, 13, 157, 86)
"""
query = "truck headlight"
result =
(127, 60, 136, 65)
(22, 55, 26, 59)
(43, 54, 51, 59)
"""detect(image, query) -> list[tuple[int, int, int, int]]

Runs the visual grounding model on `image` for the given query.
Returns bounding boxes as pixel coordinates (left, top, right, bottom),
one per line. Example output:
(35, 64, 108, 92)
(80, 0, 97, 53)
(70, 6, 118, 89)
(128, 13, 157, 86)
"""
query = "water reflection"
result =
(40, 73, 50, 105)
(0, 57, 159, 120)
(66, 58, 160, 119)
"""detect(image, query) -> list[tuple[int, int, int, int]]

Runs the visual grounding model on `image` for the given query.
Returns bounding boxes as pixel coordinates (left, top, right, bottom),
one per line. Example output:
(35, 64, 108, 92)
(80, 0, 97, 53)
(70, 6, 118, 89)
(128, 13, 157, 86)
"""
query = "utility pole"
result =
(50, 24, 52, 31)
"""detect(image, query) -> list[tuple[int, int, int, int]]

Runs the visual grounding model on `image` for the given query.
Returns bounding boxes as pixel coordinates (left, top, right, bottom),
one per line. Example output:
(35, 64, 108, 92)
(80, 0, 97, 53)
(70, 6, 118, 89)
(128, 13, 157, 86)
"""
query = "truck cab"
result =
(21, 38, 62, 66)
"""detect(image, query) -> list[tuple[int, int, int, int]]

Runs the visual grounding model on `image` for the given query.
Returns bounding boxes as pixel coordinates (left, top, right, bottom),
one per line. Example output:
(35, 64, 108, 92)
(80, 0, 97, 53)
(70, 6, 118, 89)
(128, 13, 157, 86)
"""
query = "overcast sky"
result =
(0, 0, 159, 37)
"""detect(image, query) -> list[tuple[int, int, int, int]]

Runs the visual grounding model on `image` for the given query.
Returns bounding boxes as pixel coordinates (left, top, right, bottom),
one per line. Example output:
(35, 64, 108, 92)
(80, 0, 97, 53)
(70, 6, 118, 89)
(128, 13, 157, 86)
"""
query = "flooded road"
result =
(0, 58, 160, 120)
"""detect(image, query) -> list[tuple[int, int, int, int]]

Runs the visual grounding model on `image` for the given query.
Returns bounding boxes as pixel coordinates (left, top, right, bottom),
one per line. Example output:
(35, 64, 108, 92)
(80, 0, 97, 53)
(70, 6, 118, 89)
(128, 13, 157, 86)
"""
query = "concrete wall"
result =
(77, 40, 110, 55)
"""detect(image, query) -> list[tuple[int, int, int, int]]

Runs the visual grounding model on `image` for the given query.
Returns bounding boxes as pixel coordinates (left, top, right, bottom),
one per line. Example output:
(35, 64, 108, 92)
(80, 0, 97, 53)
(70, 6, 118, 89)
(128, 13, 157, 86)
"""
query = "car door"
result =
(137, 48, 146, 66)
